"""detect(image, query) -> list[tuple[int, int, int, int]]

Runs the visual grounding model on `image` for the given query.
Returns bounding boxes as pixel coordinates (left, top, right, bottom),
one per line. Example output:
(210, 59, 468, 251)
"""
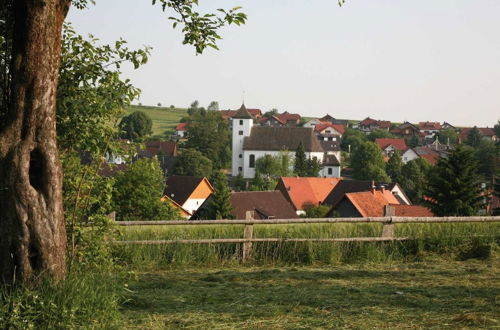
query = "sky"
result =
(67, 0, 500, 127)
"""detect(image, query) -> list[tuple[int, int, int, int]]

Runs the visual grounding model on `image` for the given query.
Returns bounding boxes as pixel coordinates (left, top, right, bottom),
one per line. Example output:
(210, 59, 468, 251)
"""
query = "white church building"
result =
(231, 105, 340, 179)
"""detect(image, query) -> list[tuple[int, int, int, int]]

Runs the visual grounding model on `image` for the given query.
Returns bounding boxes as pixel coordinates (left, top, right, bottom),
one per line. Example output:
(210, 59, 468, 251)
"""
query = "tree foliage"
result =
(465, 126, 482, 148)
(207, 101, 219, 111)
(426, 145, 483, 216)
(204, 171, 233, 219)
(301, 204, 330, 218)
(401, 159, 428, 204)
(185, 111, 231, 169)
(173, 148, 213, 178)
(351, 141, 389, 181)
(294, 142, 307, 176)
(366, 129, 394, 142)
(57, 24, 149, 154)
(113, 158, 179, 221)
(386, 150, 404, 184)
(119, 111, 153, 141)
(341, 128, 366, 152)
(436, 128, 458, 146)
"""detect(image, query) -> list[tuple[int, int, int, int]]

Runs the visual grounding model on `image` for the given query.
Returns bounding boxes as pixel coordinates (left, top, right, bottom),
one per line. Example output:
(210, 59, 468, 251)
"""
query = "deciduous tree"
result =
(173, 148, 213, 178)
(119, 111, 153, 141)
(351, 141, 389, 182)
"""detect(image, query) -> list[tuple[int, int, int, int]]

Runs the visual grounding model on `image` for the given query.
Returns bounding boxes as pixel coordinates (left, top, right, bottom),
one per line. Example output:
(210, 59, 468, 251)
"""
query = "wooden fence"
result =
(114, 214, 500, 262)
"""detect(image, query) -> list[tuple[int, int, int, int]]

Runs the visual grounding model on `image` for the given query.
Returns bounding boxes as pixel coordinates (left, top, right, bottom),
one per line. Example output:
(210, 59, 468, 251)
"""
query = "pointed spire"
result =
(233, 103, 252, 119)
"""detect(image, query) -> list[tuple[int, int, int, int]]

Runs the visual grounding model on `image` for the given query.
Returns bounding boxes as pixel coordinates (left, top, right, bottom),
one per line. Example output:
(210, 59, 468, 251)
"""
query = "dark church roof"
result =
(233, 104, 253, 119)
(243, 126, 323, 152)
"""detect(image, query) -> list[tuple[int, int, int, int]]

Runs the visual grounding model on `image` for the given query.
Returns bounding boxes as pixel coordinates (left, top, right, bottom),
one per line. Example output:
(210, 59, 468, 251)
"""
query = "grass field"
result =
(125, 105, 188, 136)
(123, 252, 500, 329)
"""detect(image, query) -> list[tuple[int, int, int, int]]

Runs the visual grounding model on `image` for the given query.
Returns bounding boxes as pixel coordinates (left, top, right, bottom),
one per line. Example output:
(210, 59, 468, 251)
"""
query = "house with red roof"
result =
(276, 177, 341, 214)
(314, 122, 345, 137)
(375, 138, 408, 157)
(458, 127, 497, 143)
(175, 122, 188, 138)
(328, 188, 433, 218)
(418, 121, 442, 138)
(358, 117, 391, 134)
(390, 121, 420, 139)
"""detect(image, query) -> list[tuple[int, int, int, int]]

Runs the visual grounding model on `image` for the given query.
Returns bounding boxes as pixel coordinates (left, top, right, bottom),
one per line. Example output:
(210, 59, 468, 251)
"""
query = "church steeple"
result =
(233, 103, 252, 119)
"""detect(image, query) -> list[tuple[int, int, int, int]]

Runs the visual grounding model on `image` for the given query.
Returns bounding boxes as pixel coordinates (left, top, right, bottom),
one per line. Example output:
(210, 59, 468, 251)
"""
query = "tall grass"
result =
(114, 222, 500, 269)
(0, 269, 125, 329)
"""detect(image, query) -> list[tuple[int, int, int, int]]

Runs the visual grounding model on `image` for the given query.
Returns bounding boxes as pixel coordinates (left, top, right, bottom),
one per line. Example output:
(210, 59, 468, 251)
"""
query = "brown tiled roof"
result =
(243, 127, 323, 152)
(414, 147, 440, 165)
(359, 117, 391, 129)
(276, 177, 341, 210)
(459, 127, 496, 138)
(320, 114, 335, 121)
(222, 106, 262, 119)
(320, 140, 341, 152)
(375, 138, 407, 151)
(277, 112, 301, 123)
(233, 104, 253, 119)
(418, 121, 442, 130)
(138, 141, 177, 158)
(392, 204, 434, 217)
(323, 154, 340, 166)
(164, 176, 207, 205)
(230, 191, 298, 219)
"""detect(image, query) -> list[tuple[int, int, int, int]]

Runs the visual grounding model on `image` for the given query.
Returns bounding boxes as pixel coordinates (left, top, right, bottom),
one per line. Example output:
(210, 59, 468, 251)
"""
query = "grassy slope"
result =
(125, 105, 188, 136)
(123, 253, 500, 329)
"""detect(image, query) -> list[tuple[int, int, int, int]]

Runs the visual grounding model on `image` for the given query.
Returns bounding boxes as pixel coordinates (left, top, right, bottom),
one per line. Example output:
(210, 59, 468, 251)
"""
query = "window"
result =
(249, 154, 255, 168)
(239, 154, 242, 159)
(328, 168, 333, 175)
(238, 130, 243, 135)
(238, 167, 242, 172)
(239, 120, 243, 125)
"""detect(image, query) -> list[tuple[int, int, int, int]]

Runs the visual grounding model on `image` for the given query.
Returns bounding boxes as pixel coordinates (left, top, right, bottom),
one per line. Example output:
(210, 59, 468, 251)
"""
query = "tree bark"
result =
(0, 0, 70, 284)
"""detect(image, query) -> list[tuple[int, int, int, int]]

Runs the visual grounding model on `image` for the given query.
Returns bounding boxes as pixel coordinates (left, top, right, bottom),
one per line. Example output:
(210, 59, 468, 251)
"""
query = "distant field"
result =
(125, 105, 188, 136)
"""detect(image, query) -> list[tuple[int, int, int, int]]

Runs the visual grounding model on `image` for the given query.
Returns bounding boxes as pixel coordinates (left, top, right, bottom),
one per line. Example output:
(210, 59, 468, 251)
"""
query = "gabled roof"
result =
(418, 121, 442, 130)
(164, 176, 213, 206)
(161, 195, 191, 217)
(230, 191, 298, 219)
(175, 122, 188, 131)
(138, 141, 177, 158)
(276, 177, 341, 210)
(323, 180, 403, 206)
(341, 191, 399, 217)
(260, 115, 285, 126)
(243, 127, 323, 152)
(392, 204, 434, 217)
(414, 147, 440, 165)
(359, 117, 391, 129)
(277, 112, 301, 123)
(314, 122, 345, 135)
(375, 138, 407, 151)
(320, 114, 335, 121)
(221, 107, 262, 119)
(459, 127, 496, 138)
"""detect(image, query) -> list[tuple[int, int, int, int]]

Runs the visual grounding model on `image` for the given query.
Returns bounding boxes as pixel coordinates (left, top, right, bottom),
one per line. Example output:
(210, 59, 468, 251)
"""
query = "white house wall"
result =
(319, 166, 341, 178)
(231, 117, 253, 176)
(402, 149, 419, 164)
(182, 198, 206, 215)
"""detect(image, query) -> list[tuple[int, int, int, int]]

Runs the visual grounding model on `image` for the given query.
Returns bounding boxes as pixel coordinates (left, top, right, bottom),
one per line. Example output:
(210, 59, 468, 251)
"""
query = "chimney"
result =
(371, 180, 376, 194)
(384, 205, 395, 216)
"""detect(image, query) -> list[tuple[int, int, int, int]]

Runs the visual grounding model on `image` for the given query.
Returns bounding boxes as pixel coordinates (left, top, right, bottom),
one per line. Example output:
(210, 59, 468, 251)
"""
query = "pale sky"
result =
(67, 0, 500, 127)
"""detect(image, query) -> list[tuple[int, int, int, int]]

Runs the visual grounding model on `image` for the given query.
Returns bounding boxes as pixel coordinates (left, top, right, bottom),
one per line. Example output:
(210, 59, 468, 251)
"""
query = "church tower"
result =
(231, 104, 253, 176)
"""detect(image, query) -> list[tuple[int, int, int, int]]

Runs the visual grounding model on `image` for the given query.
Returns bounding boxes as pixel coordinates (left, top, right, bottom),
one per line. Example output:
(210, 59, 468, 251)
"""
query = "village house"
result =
(390, 121, 419, 139)
(374, 138, 408, 157)
(322, 180, 412, 207)
(162, 176, 214, 218)
(418, 121, 442, 139)
(275, 177, 341, 215)
(314, 122, 345, 138)
(458, 127, 497, 143)
(175, 122, 188, 138)
(357, 117, 391, 134)
(231, 105, 335, 179)
(228, 191, 298, 220)
(320, 114, 349, 126)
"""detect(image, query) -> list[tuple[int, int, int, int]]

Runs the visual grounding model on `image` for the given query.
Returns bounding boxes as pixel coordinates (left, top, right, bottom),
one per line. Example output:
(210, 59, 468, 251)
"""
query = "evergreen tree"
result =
(426, 145, 483, 216)
(206, 171, 233, 219)
(305, 158, 321, 177)
(386, 150, 404, 184)
(465, 126, 482, 148)
(401, 160, 426, 203)
(351, 141, 390, 181)
(294, 141, 307, 176)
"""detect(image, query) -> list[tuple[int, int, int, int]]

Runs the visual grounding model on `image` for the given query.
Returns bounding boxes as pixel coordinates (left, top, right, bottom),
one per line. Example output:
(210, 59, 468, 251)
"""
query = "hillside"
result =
(125, 105, 188, 136)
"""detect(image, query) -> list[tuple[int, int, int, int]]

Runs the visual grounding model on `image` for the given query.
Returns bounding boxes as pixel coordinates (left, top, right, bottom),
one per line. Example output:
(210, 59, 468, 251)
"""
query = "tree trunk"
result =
(0, 0, 70, 284)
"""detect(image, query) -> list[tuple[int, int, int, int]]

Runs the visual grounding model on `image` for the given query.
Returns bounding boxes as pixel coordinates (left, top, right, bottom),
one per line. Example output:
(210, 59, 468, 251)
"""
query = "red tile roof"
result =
(277, 177, 341, 210)
(314, 122, 345, 135)
(277, 112, 301, 123)
(418, 121, 442, 130)
(392, 204, 434, 217)
(175, 122, 188, 131)
(375, 138, 408, 151)
(359, 117, 391, 129)
(344, 190, 400, 217)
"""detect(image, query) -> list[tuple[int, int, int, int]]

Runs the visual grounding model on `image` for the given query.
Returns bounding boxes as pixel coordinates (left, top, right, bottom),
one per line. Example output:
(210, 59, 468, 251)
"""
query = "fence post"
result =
(242, 211, 254, 263)
(382, 205, 395, 238)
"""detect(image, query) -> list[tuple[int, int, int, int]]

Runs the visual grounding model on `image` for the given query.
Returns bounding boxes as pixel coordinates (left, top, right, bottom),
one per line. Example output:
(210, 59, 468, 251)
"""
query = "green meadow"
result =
(125, 105, 188, 136)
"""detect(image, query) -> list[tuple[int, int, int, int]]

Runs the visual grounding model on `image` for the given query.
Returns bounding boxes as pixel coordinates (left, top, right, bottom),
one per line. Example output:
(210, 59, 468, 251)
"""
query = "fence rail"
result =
(114, 215, 500, 262)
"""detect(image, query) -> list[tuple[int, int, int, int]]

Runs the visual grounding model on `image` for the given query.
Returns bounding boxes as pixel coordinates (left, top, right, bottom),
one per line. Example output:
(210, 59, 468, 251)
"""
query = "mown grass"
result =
(114, 222, 500, 269)
(123, 252, 500, 329)
(125, 105, 187, 136)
